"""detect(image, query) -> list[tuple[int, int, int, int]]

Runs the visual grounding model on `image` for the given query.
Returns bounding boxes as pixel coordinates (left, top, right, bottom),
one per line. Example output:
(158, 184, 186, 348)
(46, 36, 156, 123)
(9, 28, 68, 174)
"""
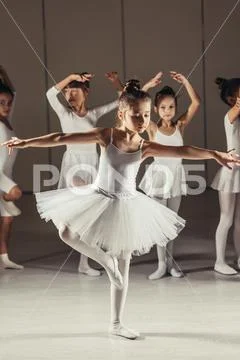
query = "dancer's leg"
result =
(233, 193, 240, 268)
(58, 225, 123, 288)
(109, 253, 139, 339)
(0, 185, 21, 217)
(148, 198, 167, 280)
(166, 196, 183, 278)
(0, 216, 23, 269)
(214, 192, 237, 275)
(78, 253, 101, 277)
(72, 177, 101, 277)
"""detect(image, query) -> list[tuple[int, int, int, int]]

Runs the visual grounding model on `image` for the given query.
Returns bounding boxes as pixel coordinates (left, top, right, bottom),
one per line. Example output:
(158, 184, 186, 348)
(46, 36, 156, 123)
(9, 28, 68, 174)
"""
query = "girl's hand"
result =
(70, 73, 94, 82)
(234, 96, 240, 109)
(105, 72, 119, 82)
(214, 149, 240, 169)
(170, 71, 188, 85)
(1, 137, 27, 155)
(105, 72, 124, 94)
(142, 72, 163, 91)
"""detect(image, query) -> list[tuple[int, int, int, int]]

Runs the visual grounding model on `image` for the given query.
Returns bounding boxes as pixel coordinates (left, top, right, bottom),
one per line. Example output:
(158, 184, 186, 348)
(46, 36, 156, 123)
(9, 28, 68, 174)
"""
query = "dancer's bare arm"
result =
(1, 128, 111, 152)
(143, 141, 240, 170)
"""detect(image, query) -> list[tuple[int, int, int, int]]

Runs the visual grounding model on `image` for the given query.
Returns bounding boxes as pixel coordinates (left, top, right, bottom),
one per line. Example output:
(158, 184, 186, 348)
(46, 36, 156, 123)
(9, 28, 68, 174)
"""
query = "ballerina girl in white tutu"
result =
(0, 65, 23, 270)
(211, 77, 240, 275)
(2, 80, 239, 339)
(46, 71, 123, 276)
(140, 71, 200, 279)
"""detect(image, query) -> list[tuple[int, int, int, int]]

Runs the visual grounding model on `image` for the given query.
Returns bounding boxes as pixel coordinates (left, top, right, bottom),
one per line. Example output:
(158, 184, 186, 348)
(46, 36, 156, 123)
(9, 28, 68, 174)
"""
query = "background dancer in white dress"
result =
(140, 71, 200, 279)
(0, 65, 23, 270)
(47, 71, 123, 276)
(211, 77, 240, 275)
(3, 81, 238, 340)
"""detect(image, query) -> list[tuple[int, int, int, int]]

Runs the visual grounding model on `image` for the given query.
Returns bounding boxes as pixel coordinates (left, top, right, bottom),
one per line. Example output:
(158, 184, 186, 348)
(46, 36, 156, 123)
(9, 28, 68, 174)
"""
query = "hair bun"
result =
(154, 86, 177, 107)
(124, 79, 141, 93)
(160, 86, 176, 96)
(215, 77, 227, 89)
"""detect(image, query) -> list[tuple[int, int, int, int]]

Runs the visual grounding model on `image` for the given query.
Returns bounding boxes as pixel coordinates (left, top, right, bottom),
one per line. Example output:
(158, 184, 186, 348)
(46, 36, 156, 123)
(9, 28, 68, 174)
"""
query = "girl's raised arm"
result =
(105, 72, 124, 97)
(170, 71, 200, 130)
(55, 73, 93, 92)
(226, 90, 240, 124)
(46, 73, 94, 118)
(142, 72, 163, 92)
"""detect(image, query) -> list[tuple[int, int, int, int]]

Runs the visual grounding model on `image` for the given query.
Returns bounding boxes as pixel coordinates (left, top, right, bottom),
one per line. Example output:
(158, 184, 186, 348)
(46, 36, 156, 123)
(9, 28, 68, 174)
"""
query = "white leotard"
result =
(139, 126, 187, 199)
(0, 121, 17, 193)
(212, 113, 240, 192)
(47, 87, 118, 187)
(0, 95, 20, 217)
(36, 128, 185, 258)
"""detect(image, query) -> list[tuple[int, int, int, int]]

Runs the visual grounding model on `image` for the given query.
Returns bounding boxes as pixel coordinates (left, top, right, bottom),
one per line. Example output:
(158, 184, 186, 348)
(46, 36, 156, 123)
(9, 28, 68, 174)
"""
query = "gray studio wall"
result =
(0, 0, 49, 191)
(0, 0, 239, 191)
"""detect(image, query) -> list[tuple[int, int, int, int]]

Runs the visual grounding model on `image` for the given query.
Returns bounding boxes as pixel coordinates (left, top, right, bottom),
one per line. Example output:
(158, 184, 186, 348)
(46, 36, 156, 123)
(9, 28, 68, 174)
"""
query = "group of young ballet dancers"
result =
(1, 65, 240, 339)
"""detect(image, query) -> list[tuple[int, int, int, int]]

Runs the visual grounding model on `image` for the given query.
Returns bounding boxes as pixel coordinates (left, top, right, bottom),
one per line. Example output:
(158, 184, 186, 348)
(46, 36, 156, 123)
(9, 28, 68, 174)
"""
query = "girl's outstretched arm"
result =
(143, 141, 240, 170)
(1, 128, 106, 152)
(170, 71, 200, 130)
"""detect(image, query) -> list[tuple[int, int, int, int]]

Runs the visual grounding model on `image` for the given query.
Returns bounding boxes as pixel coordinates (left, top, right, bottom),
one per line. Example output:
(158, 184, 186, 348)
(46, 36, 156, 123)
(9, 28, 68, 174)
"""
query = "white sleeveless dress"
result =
(139, 126, 187, 199)
(35, 129, 185, 258)
(46, 87, 118, 188)
(0, 94, 21, 216)
(211, 114, 240, 193)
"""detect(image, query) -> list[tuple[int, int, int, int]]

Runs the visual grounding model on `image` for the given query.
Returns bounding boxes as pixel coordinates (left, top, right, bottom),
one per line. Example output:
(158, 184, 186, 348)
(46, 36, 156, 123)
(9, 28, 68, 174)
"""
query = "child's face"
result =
(156, 96, 176, 121)
(119, 100, 151, 133)
(64, 87, 89, 107)
(0, 93, 13, 119)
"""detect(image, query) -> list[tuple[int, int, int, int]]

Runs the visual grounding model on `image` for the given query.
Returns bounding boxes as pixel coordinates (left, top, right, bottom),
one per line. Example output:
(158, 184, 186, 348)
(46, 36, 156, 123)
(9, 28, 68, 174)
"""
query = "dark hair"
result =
(68, 72, 90, 89)
(215, 77, 240, 106)
(0, 81, 14, 97)
(119, 79, 151, 107)
(116, 79, 151, 126)
(154, 86, 177, 108)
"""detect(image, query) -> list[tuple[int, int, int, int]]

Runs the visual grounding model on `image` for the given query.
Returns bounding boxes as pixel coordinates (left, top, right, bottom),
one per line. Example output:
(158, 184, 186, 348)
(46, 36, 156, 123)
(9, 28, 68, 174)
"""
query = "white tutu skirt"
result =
(58, 150, 99, 188)
(35, 185, 185, 258)
(139, 161, 187, 199)
(211, 166, 240, 193)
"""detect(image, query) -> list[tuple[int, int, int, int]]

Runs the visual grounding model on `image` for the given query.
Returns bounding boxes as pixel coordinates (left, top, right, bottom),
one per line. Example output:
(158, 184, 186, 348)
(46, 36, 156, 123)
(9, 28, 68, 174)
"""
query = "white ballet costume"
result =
(211, 113, 240, 275)
(36, 128, 185, 258)
(47, 87, 118, 188)
(139, 126, 187, 199)
(47, 87, 118, 275)
(139, 126, 187, 279)
(0, 97, 23, 270)
(35, 128, 185, 338)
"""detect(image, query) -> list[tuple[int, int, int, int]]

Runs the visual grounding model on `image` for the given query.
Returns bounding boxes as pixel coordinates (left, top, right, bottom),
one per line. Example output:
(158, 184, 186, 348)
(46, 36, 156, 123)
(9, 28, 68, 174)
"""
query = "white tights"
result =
(58, 226, 138, 339)
(214, 192, 240, 275)
(149, 196, 183, 279)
